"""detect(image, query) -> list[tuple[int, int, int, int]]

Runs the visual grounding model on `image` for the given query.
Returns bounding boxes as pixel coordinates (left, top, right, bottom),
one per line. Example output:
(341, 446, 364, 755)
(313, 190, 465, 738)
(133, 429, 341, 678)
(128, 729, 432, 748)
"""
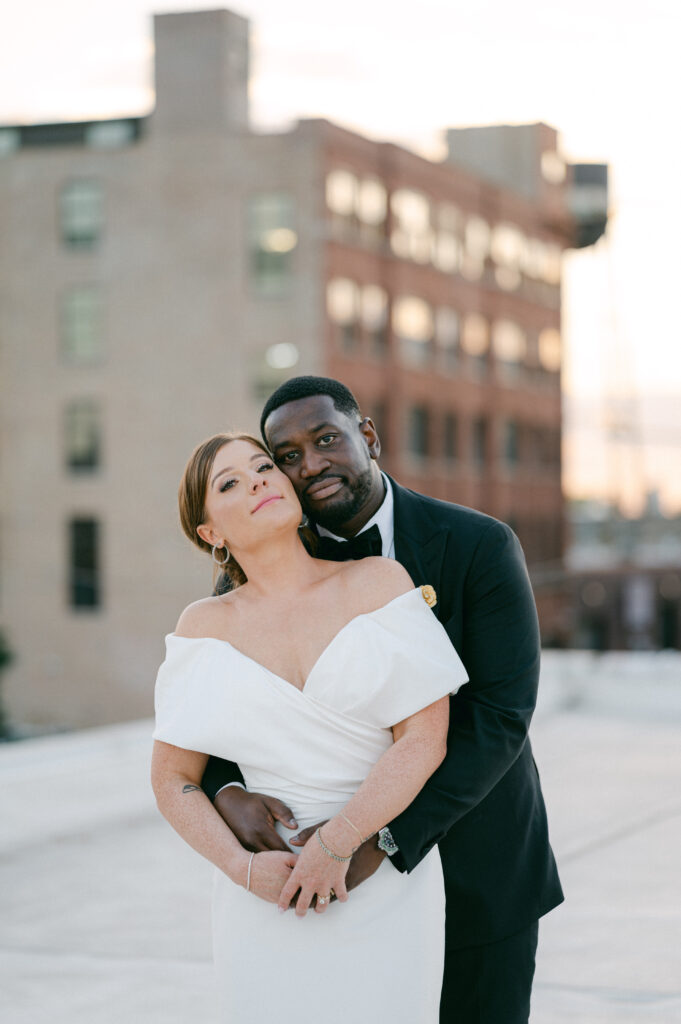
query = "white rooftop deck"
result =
(1, 650, 680, 1023)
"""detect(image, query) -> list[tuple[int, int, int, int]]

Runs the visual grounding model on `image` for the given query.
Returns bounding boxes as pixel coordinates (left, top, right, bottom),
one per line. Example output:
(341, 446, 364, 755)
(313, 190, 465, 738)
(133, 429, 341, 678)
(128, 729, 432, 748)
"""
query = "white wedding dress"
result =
(154, 587, 468, 1023)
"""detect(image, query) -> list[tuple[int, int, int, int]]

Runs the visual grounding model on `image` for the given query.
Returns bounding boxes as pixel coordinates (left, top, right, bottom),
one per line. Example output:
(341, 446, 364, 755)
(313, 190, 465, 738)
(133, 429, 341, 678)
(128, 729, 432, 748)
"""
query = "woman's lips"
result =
(253, 495, 282, 513)
(305, 478, 344, 501)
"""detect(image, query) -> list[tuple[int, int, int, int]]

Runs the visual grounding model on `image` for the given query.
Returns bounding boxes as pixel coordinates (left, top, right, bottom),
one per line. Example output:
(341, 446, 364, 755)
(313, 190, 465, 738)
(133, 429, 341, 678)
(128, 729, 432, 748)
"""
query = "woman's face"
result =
(197, 439, 301, 555)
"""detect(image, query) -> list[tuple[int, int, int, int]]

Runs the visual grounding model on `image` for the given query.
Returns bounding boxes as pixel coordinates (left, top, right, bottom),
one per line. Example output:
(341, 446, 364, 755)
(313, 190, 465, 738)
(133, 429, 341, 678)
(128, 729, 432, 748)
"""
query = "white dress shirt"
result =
(316, 472, 395, 559)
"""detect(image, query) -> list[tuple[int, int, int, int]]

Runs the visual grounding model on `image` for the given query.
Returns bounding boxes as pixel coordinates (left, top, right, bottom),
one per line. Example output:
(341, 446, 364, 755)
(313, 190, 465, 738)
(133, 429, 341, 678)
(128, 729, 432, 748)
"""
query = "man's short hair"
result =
(260, 376, 361, 440)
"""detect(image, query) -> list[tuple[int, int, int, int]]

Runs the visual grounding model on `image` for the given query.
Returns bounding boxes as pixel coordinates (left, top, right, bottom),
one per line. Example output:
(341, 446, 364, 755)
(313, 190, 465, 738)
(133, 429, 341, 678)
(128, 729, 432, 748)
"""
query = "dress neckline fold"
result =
(169, 587, 421, 694)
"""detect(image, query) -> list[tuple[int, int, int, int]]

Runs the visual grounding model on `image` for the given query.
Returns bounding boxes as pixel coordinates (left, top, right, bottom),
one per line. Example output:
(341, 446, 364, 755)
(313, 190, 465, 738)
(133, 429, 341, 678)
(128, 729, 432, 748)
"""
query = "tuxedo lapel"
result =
(389, 477, 449, 598)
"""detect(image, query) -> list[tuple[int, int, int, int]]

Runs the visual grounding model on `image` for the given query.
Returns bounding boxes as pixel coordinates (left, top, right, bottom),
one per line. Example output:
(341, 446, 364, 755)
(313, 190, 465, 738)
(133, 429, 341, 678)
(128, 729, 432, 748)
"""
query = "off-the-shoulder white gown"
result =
(154, 587, 468, 1023)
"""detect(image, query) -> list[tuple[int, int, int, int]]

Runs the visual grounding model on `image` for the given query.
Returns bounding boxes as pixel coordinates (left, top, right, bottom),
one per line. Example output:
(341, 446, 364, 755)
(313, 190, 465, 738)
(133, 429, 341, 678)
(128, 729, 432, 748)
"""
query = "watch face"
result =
(378, 827, 398, 855)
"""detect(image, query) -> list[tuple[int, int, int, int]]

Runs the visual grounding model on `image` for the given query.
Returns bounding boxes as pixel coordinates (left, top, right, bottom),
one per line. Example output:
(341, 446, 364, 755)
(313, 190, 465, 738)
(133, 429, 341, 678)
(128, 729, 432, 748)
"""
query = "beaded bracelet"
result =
(316, 827, 352, 863)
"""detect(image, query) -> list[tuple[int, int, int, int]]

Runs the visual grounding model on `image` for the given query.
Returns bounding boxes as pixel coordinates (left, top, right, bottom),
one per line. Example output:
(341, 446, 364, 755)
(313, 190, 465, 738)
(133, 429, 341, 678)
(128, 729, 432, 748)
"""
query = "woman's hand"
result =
(248, 850, 299, 904)
(292, 823, 386, 893)
(277, 830, 350, 917)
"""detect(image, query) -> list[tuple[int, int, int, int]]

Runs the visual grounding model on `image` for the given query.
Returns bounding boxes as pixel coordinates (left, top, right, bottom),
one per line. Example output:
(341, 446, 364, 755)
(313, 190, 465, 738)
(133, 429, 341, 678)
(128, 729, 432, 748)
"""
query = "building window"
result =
(494, 266, 522, 291)
(264, 343, 299, 371)
(326, 170, 386, 245)
(471, 417, 488, 468)
(538, 328, 562, 372)
(60, 180, 103, 250)
(248, 194, 297, 296)
(502, 420, 519, 468)
(327, 278, 360, 351)
(436, 307, 459, 370)
(443, 413, 458, 462)
(461, 313, 489, 376)
(527, 426, 543, 468)
(393, 296, 434, 367)
(523, 239, 561, 285)
(433, 230, 460, 273)
(361, 285, 388, 356)
(357, 178, 387, 244)
(0, 128, 20, 157)
(85, 120, 135, 149)
(65, 399, 101, 472)
(493, 320, 527, 362)
(61, 286, 103, 364)
(68, 518, 101, 609)
(326, 170, 358, 237)
(433, 204, 461, 273)
(390, 190, 433, 263)
(407, 405, 430, 458)
(490, 222, 528, 290)
(491, 222, 526, 268)
(492, 319, 527, 381)
(461, 216, 490, 280)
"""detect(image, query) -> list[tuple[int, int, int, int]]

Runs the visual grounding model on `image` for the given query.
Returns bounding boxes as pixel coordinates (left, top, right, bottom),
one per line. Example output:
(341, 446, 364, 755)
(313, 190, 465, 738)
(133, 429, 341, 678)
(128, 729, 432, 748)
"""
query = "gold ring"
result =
(318, 895, 330, 905)
(329, 888, 336, 898)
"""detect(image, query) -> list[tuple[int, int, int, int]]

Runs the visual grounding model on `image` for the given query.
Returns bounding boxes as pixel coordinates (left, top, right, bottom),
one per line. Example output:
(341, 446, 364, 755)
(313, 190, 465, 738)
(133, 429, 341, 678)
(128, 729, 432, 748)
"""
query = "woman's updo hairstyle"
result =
(178, 432, 270, 590)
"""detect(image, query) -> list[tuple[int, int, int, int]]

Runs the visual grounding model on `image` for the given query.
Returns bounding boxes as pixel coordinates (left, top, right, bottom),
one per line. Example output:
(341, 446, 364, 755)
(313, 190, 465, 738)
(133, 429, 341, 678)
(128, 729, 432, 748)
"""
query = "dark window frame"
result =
(68, 518, 101, 609)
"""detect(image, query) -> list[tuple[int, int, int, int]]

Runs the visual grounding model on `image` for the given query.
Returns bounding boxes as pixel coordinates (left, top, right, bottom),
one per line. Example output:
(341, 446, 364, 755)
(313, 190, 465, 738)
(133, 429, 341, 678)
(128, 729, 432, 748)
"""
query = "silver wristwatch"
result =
(377, 826, 399, 857)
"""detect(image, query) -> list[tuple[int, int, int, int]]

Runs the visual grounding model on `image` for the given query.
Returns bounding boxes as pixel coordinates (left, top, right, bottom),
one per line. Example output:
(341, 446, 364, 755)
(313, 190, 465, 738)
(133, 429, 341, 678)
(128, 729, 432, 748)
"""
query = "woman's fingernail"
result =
(289, 818, 297, 827)
(278, 906, 285, 914)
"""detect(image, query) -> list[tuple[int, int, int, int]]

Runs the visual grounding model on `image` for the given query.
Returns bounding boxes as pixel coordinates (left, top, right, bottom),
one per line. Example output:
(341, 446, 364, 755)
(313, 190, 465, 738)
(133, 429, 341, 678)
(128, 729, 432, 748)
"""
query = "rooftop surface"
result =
(2, 650, 680, 1023)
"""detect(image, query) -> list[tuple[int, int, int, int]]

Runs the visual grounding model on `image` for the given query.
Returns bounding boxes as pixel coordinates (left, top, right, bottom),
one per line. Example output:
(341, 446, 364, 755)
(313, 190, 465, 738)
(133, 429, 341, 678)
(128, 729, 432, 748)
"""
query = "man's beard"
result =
(302, 464, 375, 533)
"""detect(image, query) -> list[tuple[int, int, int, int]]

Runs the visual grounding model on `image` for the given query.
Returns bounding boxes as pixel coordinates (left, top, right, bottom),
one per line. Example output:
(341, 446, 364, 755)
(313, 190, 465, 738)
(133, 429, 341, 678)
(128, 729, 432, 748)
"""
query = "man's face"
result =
(264, 395, 382, 533)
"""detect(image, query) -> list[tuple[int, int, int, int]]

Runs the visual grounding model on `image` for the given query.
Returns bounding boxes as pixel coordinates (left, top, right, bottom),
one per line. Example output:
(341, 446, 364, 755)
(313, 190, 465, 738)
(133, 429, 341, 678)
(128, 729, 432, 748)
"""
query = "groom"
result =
(202, 375, 563, 1023)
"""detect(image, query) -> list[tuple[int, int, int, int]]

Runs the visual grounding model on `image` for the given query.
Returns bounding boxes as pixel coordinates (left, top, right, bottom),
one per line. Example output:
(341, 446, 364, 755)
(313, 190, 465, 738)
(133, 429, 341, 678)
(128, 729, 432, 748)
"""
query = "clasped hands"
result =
(215, 787, 386, 917)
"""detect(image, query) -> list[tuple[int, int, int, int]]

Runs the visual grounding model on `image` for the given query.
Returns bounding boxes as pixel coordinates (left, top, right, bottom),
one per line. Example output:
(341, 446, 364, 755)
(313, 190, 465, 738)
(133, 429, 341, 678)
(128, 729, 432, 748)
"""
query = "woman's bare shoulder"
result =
(339, 556, 414, 608)
(174, 593, 241, 638)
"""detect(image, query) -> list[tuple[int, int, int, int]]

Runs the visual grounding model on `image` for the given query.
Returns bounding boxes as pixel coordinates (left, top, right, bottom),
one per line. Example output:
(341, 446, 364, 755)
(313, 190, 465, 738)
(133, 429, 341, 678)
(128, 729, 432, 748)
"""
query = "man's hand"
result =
(214, 787, 298, 853)
(290, 824, 386, 892)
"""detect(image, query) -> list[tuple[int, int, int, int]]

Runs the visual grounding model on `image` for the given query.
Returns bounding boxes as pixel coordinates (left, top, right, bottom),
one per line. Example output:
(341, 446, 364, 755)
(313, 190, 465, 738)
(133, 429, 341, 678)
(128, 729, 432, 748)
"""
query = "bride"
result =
(151, 432, 468, 1022)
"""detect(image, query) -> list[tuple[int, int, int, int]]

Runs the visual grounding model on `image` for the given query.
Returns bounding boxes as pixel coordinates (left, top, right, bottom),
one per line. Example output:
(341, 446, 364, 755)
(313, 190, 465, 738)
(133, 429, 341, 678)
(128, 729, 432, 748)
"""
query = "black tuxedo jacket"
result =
(202, 477, 563, 949)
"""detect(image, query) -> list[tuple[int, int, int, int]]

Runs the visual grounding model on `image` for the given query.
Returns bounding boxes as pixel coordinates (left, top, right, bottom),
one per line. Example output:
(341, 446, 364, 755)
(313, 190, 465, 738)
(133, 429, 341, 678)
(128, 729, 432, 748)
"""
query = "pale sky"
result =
(2, 0, 680, 512)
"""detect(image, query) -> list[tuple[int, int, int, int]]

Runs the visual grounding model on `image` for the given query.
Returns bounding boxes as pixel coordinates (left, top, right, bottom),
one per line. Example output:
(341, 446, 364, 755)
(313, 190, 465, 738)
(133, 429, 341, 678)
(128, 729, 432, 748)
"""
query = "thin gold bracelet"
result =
(340, 812, 366, 844)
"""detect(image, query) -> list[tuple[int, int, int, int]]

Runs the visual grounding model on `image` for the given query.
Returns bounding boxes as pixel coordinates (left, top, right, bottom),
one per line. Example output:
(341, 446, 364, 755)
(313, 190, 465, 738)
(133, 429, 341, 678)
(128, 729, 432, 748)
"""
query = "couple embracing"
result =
(151, 375, 563, 1023)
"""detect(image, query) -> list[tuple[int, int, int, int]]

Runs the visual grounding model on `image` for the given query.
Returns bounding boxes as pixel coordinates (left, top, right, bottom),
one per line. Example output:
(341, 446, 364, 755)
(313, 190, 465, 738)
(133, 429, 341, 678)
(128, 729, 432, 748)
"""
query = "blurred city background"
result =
(1, 3, 680, 1021)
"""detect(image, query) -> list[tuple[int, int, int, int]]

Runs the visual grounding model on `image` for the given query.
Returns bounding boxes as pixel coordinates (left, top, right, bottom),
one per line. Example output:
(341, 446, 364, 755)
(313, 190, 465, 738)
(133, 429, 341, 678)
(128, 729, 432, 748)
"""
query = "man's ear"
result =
(359, 417, 381, 460)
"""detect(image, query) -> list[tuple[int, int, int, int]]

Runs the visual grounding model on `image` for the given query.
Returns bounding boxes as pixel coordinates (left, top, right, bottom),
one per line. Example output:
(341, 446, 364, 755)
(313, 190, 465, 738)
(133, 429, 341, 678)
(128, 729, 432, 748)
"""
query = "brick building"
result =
(0, 8, 607, 730)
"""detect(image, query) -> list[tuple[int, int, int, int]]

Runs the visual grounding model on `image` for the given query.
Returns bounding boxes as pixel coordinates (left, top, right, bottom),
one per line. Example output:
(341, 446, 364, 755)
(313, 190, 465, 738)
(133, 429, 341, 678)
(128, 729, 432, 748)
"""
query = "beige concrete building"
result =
(0, 8, 606, 732)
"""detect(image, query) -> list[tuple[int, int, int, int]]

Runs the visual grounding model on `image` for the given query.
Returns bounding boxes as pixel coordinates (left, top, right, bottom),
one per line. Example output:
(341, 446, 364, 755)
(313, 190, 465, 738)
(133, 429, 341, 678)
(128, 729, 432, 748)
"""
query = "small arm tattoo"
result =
(182, 784, 201, 794)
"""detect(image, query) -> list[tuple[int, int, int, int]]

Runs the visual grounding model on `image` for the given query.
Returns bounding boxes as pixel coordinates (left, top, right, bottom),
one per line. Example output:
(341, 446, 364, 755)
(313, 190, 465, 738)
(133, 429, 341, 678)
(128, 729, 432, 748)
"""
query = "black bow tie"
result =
(316, 524, 382, 562)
